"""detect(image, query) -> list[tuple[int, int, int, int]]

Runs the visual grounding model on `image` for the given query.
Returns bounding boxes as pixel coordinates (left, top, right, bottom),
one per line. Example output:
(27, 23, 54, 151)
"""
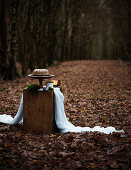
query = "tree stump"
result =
(23, 89, 57, 134)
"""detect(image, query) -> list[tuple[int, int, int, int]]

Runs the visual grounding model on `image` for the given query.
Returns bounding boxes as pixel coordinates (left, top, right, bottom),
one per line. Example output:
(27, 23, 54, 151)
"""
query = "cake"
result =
(32, 69, 49, 76)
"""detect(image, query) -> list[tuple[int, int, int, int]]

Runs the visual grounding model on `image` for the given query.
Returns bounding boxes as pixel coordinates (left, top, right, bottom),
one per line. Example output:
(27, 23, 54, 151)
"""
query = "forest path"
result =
(0, 60, 130, 169)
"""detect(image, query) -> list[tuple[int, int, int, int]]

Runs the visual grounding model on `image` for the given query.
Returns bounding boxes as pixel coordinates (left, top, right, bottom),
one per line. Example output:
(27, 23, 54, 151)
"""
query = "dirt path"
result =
(0, 60, 131, 169)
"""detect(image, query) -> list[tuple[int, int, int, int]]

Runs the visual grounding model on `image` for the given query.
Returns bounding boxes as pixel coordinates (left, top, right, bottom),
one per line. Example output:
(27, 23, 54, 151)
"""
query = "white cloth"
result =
(0, 95, 23, 124)
(54, 88, 124, 134)
(0, 88, 124, 134)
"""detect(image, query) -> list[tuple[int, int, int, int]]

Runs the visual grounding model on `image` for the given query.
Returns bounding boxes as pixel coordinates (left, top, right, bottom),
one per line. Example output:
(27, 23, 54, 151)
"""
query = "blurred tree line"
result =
(0, 0, 130, 79)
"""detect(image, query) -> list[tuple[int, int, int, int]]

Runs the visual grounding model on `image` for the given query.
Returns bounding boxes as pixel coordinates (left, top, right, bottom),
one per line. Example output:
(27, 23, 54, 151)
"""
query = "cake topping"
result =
(32, 69, 49, 76)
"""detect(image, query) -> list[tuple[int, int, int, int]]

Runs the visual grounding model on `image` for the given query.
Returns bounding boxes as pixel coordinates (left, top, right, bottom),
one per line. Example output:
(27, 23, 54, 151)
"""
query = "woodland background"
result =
(0, 1, 131, 169)
(0, 0, 131, 80)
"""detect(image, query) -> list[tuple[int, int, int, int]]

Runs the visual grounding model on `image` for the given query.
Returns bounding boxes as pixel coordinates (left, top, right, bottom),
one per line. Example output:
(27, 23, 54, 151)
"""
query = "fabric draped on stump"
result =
(0, 88, 124, 134)
(54, 88, 124, 134)
(0, 95, 23, 125)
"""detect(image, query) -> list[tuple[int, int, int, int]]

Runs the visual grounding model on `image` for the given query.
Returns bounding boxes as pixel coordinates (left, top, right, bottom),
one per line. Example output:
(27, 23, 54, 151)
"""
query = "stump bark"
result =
(23, 89, 56, 134)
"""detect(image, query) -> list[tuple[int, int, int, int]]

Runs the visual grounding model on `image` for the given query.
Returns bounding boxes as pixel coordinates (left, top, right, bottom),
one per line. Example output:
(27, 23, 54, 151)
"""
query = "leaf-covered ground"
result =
(0, 60, 131, 169)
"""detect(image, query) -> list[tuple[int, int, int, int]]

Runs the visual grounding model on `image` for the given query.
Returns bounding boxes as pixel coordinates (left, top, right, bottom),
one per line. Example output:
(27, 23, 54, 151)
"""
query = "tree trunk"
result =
(0, 0, 8, 79)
